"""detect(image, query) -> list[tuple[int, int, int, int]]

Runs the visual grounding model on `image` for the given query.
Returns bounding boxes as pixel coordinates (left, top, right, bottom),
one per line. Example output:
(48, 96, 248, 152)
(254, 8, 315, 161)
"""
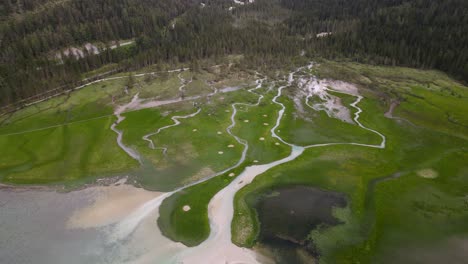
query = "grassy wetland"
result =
(0, 60, 467, 264)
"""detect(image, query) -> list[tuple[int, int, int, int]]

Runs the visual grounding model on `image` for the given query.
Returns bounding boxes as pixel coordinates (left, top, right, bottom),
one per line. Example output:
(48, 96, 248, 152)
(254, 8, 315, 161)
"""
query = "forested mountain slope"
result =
(1, 0, 467, 108)
(290, 0, 468, 81)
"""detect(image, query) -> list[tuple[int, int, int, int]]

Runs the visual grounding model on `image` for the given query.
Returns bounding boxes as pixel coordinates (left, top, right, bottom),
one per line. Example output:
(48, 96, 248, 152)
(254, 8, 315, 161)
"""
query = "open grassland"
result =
(315, 60, 468, 139)
(0, 116, 138, 185)
(366, 151, 468, 264)
(158, 165, 248, 246)
(230, 91, 291, 164)
(0, 78, 124, 134)
(156, 64, 428, 248)
(0, 63, 256, 186)
(0, 77, 139, 185)
(277, 91, 382, 146)
(0, 59, 466, 263)
(232, 62, 468, 263)
(118, 92, 248, 191)
(157, 85, 296, 246)
(231, 97, 393, 248)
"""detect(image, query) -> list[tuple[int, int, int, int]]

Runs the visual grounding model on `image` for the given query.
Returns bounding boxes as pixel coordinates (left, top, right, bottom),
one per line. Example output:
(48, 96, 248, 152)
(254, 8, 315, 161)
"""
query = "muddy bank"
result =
(254, 186, 347, 263)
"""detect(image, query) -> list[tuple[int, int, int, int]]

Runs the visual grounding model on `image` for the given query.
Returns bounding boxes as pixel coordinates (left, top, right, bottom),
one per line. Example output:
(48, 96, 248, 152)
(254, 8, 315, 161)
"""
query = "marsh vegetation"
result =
(0, 60, 466, 264)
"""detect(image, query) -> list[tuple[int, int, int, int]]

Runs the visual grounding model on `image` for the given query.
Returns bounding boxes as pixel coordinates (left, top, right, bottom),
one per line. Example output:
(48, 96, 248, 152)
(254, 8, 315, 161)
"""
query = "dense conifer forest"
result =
(1, 0, 467, 108)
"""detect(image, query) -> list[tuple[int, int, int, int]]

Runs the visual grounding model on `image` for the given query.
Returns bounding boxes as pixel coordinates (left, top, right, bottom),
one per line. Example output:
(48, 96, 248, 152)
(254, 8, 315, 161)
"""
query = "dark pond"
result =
(255, 185, 347, 263)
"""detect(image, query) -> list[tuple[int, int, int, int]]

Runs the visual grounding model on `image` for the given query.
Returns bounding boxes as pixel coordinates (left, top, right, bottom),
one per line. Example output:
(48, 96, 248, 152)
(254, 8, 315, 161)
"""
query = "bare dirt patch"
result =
(417, 168, 438, 179)
(384, 101, 400, 118)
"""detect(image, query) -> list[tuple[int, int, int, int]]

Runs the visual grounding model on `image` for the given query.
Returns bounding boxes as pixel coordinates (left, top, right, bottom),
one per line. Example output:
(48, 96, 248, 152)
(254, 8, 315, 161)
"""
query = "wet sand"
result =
(0, 181, 175, 264)
(67, 183, 162, 229)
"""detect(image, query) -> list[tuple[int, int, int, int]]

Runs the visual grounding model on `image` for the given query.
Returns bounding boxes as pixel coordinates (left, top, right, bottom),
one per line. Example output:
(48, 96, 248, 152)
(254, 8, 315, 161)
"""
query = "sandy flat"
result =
(67, 184, 162, 229)
(178, 147, 304, 264)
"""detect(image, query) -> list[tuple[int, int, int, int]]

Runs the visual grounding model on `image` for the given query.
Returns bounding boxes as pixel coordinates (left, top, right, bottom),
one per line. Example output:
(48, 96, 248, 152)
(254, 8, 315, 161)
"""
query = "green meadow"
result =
(0, 59, 466, 263)
(0, 65, 256, 187)
(0, 77, 138, 185)
(230, 62, 468, 263)
(157, 85, 295, 246)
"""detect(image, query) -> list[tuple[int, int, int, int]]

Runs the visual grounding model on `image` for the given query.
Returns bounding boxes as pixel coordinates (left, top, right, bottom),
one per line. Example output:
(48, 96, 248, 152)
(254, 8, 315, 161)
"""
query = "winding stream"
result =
(142, 108, 202, 152)
(172, 66, 386, 263)
(303, 88, 386, 149)
(104, 78, 267, 254)
(103, 65, 387, 263)
(97, 65, 388, 263)
(111, 93, 142, 163)
(177, 72, 193, 93)
(1, 64, 389, 264)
